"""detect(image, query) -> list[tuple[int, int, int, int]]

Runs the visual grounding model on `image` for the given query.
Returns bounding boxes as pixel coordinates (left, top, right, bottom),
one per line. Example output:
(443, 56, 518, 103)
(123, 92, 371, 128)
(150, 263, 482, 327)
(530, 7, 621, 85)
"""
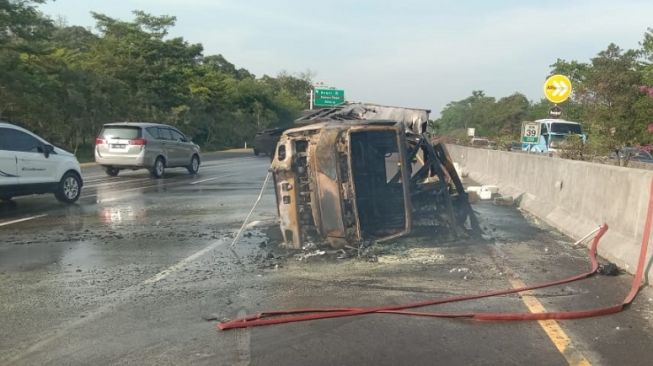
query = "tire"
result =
(55, 171, 82, 204)
(150, 156, 165, 179)
(0, 195, 12, 202)
(105, 167, 120, 177)
(187, 155, 200, 175)
(253, 148, 260, 156)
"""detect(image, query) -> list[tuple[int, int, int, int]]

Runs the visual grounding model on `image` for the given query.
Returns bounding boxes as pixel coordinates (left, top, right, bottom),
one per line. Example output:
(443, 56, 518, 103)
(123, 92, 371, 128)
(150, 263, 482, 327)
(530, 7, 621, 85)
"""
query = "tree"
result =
(0, 5, 311, 155)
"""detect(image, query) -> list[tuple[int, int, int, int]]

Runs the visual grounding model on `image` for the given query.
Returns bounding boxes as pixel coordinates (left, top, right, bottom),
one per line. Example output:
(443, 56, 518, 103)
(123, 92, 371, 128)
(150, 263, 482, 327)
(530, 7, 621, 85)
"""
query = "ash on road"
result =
(1, 151, 652, 366)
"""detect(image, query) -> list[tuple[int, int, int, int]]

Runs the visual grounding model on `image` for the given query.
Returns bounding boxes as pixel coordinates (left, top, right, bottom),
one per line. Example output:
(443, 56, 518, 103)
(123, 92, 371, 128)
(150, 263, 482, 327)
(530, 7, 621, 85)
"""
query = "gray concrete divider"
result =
(447, 145, 653, 283)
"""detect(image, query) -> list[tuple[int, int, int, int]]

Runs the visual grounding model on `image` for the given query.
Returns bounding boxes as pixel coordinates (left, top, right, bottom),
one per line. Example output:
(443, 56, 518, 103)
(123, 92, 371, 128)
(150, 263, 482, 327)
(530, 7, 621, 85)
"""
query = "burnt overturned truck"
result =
(270, 103, 478, 249)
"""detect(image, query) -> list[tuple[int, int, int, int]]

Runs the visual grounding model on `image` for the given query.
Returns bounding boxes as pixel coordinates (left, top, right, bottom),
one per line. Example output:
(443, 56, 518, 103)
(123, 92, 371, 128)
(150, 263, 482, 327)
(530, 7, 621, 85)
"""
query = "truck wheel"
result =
(253, 148, 260, 156)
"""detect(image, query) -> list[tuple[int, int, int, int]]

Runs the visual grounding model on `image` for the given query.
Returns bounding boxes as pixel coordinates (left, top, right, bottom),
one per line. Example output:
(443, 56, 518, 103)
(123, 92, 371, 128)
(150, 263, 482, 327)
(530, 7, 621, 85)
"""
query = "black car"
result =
(253, 128, 286, 157)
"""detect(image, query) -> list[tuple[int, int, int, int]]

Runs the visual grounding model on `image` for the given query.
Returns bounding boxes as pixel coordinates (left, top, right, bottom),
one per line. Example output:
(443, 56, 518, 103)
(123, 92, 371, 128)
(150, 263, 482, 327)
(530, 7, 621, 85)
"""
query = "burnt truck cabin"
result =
(270, 121, 411, 248)
(270, 119, 476, 249)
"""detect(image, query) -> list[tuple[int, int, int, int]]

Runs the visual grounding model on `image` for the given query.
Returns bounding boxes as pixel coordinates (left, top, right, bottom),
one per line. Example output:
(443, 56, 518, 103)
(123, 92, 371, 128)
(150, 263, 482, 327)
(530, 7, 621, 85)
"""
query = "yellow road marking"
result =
(509, 278, 591, 366)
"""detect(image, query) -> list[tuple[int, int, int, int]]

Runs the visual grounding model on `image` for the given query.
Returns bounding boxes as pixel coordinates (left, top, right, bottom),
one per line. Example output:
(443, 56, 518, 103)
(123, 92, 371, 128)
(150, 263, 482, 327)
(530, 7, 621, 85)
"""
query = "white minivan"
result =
(0, 122, 83, 203)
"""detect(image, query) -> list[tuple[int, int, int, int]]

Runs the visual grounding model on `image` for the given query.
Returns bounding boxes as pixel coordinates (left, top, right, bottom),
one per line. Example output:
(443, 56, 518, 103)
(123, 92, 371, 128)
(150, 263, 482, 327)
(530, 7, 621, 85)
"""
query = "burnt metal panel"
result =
(271, 117, 477, 250)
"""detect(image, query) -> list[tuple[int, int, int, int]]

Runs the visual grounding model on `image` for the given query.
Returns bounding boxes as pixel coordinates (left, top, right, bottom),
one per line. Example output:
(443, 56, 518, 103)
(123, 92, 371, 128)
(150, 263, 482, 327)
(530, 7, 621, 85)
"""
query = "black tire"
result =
(105, 167, 120, 177)
(150, 156, 165, 179)
(187, 154, 200, 175)
(253, 148, 260, 156)
(55, 171, 82, 204)
(0, 195, 12, 202)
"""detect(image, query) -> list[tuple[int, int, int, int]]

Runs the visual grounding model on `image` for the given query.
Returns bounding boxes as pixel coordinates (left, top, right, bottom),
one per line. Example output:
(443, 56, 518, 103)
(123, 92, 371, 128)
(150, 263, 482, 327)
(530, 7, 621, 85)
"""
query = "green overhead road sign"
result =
(314, 89, 345, 106)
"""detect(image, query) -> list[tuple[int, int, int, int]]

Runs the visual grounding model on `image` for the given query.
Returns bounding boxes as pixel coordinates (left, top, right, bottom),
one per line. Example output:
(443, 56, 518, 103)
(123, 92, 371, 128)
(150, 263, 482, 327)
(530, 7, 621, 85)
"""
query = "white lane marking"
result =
(142, 239, 226, 284)
(4, 238, 228, 364)
(82, 161, 242, 185)
(82, 176, 121, 183)
(83, 174, 225, 200)
(190, 176, 221, 185)
(0, 214, 47, 227)
(80, 156, 258, 182)
(88, 172, 241, 203)
(84, 177, 152, 189)
(80, 184, 161, 200)
(190, 172, 241, 186)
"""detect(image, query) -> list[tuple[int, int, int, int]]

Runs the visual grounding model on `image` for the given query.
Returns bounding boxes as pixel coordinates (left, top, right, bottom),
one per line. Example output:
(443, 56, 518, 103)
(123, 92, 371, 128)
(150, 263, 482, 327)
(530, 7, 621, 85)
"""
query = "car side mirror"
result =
(43, 144, 54, 158)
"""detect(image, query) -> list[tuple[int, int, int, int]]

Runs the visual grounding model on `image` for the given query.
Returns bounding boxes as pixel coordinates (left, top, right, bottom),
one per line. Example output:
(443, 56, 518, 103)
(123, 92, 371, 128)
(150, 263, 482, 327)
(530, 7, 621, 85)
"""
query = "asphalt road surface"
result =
(1, 150, 652, 366)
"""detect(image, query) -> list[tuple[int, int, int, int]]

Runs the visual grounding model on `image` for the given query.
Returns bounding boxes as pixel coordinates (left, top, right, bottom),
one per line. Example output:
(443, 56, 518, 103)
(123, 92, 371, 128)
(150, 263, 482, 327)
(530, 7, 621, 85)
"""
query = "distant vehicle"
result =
(470, 137, 490, 148)
(95, 122, 201, 178)
(523, 119, 585, 153)
(0, 122, 83, 203)
(253, 128, 286, 156)
(509, 141, 524, 151)
(610, 147, 653, 163)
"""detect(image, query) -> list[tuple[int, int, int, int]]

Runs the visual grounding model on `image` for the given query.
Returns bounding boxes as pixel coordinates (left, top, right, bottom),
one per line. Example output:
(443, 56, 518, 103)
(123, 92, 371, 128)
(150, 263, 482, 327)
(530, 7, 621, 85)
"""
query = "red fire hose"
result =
(218, 177, 653, 330)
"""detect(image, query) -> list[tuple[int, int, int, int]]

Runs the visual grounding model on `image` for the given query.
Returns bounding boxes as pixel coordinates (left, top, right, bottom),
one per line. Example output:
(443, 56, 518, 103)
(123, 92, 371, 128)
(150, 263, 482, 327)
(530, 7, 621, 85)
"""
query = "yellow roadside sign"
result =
(543, 74, 572, 104)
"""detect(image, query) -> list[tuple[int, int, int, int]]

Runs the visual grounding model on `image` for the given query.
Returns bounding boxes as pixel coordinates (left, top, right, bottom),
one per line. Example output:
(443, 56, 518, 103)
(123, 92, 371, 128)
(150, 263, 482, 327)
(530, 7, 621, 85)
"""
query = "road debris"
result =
(294, 250, 326, 261)
(493, 196, 515, 206)
(467, 190, 480, 203)
(598, 262, 620, 276)
(449, 267, 471, 273)
(468, 185, 500, 200)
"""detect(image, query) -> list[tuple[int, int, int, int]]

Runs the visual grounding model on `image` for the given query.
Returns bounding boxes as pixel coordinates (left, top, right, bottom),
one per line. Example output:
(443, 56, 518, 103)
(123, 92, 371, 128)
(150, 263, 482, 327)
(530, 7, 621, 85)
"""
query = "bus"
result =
(523, 119, 586, 153)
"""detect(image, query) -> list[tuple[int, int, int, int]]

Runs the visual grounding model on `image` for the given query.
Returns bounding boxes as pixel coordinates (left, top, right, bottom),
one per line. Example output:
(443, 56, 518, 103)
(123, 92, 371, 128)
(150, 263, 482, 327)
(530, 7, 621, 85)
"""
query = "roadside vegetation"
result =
(433, 29, 653, 159)
(0, 0, 311, 156)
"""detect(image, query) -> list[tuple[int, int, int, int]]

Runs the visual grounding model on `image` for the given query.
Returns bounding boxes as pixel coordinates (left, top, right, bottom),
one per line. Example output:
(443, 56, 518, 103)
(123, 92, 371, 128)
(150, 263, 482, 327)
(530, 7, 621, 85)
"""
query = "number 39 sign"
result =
(521, 121, 541, 144)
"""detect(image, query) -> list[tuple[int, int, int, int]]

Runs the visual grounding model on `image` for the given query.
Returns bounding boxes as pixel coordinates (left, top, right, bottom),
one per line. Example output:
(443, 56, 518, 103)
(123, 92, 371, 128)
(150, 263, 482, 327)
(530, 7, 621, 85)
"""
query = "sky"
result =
(39, 0, 653, 116)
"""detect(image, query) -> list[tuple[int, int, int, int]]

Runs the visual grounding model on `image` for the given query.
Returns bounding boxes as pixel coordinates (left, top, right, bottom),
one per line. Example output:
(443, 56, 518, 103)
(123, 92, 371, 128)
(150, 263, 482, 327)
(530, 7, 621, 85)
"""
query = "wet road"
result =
(1, 150, 653, 365)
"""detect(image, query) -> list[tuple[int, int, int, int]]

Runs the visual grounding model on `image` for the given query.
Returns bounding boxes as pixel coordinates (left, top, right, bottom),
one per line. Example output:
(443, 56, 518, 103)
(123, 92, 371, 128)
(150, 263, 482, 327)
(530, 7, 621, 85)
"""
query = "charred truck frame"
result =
(270, 104, 478, 249)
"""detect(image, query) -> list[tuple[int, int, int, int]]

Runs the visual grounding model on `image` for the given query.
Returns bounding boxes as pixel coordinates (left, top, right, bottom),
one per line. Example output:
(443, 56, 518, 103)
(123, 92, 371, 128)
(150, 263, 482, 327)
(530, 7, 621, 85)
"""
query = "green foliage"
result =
(558, 134, 613, 161)
(438, 29, 653, 152)
(436, 91, 528, 140)
(0, 3, 311, 153)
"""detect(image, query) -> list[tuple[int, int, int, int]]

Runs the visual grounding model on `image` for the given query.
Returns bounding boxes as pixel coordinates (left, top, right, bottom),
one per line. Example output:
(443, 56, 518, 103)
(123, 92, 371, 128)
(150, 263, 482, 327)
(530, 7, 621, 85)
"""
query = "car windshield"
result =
(100, 126, 141, 139)
(622, 149, 653, 160)
(550, 123, 582, 134)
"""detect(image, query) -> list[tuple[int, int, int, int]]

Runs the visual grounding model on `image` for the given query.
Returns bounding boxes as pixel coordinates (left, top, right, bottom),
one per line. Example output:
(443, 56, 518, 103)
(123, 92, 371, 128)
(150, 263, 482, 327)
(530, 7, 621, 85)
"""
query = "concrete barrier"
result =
(447, 145, 653, 283)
